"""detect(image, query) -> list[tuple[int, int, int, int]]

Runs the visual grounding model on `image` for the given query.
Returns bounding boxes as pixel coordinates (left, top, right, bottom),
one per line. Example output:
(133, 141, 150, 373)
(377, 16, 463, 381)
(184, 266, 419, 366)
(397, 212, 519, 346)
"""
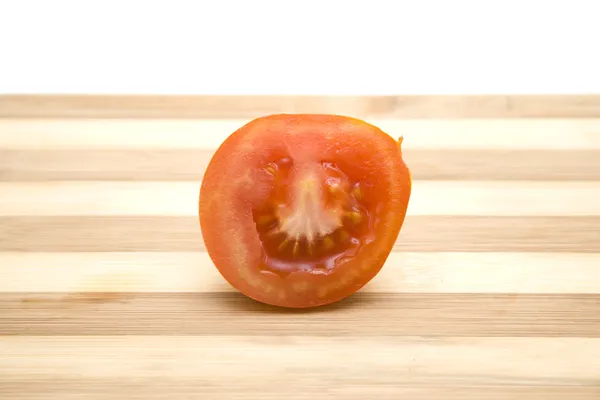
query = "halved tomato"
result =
(199, 114, 411, 308)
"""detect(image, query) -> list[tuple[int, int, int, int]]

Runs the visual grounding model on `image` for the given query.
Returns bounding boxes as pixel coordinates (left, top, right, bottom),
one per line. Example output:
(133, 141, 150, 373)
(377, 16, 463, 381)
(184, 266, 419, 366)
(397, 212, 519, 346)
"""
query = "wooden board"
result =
(1, 95, 599, 399)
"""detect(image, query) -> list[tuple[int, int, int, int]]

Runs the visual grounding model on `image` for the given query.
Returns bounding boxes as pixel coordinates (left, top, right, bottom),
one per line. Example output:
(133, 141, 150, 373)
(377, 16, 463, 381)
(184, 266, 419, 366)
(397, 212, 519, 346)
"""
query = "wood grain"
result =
(2, 95, 600, 118)
(2, 252, 600, 294)
(1, 336, 599, 384)
(1, 381, 598, 400)
(2, 215, 599, 253)
(2, 293, 599, 337)
(2, 118, 600, 150)
(3, 148, 600, 181)
(1, 96, 600, 399)
(2, 181, 599, 216)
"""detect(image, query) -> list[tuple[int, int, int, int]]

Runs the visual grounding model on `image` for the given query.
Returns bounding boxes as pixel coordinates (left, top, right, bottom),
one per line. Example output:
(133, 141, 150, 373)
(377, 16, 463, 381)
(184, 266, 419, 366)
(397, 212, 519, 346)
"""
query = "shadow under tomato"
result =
(217, 291, 376, 314)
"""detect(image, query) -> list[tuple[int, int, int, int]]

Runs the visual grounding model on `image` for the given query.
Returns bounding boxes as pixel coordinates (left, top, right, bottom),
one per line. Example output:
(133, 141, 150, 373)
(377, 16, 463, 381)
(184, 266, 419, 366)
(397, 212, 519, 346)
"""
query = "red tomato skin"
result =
(199, 114, 411, 308)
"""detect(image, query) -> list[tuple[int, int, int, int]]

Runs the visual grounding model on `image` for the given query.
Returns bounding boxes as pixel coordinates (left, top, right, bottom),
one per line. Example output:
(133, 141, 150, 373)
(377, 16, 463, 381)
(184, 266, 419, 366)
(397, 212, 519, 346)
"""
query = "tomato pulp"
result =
(199, 114, 411, 308)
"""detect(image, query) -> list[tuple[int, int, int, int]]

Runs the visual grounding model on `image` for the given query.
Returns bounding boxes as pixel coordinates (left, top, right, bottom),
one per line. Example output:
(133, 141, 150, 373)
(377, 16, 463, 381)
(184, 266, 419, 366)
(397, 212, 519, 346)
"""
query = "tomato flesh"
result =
(199, 114, 411, 308)
(254, 158, 373, 273)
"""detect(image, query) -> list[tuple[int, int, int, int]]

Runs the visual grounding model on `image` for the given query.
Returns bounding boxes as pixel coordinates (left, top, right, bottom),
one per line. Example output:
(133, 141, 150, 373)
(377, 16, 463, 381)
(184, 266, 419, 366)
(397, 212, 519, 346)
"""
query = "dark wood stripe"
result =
(403, 149, 600, 181)
(2, 149, 599, 181)
(0, 149, 213, 182)
(2, 95, 600, 118)
(1, 380, 598, 400)
(1, 292, 598, 337)
(1, 216, 599, 253)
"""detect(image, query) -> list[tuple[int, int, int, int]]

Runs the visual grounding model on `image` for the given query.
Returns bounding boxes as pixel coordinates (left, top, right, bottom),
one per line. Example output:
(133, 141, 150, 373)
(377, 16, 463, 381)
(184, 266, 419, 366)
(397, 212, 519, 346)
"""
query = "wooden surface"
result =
(1, 95, 599, 399)
(3, 94, 600, 119)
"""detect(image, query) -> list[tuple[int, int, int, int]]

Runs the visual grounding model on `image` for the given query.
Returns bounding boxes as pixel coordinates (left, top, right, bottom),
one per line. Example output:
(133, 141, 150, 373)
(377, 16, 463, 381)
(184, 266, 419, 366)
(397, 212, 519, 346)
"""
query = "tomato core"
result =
(253, 158, 375, 277)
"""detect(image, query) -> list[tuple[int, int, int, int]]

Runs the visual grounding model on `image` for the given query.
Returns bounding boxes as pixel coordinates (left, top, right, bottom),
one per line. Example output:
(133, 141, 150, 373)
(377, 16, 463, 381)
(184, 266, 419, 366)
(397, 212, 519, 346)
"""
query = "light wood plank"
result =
(2, 94, 600, 118)
(1, 380, 597, 400)
(2, 293, 599, 337)
(3, 149, 600, 182)
(2, 216, 599, 253)
(2, 118, 600, 150)
(0, 336, 598, 385)
(1, 181, 599, 217)
(1, 252, 599, 294)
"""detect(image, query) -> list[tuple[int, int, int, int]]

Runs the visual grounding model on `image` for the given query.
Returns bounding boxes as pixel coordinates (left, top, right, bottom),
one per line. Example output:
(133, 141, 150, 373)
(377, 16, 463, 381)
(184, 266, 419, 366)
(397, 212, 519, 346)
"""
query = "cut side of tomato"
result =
(199, 114, 411, 308)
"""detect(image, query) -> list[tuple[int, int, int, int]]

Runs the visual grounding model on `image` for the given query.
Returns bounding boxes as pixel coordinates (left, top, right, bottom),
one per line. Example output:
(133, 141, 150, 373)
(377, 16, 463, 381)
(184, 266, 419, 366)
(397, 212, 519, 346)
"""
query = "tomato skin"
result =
(199, 114, 411, 308)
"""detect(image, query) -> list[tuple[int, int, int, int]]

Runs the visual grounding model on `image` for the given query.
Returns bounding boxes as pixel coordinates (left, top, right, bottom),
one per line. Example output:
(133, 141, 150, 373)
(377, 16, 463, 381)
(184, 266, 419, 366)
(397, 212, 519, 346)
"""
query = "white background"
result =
(1, 0, 599, 94)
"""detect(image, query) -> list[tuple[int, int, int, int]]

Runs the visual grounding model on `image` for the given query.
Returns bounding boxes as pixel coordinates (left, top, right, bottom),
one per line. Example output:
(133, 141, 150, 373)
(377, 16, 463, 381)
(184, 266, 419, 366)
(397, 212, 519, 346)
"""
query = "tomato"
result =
(199, 114, 411, 308)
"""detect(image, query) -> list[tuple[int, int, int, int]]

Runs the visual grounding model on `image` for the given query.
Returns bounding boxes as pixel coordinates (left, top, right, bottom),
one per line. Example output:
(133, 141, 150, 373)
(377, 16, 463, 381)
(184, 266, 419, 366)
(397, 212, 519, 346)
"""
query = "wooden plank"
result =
(1, 293, 599, 336)
(1, 181, 599, 217)
(1, 337, 599, 385)
(1, 95, 600, 118)
(2, 118, 600, 150)
(1, 216, 598, 253)
(2, 149, 600, 181)
(1, 252, 599, 294)
(1, 380, 597, 400)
